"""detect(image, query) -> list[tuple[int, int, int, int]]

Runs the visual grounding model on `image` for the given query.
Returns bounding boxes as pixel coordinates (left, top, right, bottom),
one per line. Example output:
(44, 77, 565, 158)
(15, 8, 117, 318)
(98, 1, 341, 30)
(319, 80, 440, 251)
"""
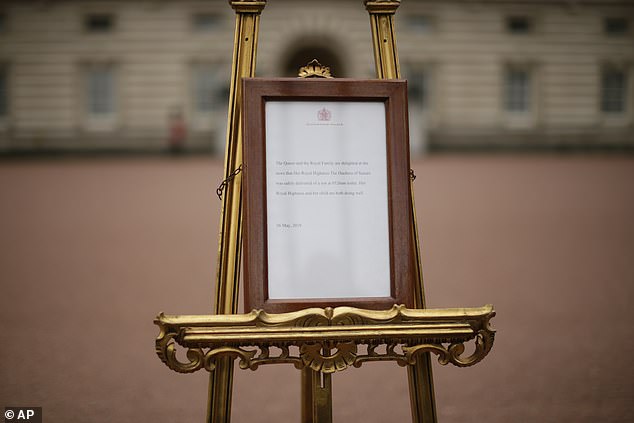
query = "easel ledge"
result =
(155, 305, 496, 375)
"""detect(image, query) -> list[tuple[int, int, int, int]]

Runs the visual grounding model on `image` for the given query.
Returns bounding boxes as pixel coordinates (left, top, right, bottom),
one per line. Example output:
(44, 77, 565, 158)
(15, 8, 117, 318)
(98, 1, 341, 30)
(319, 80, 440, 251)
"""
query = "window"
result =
(604, 17, 629, 35)
(0, 66, 7, 118)
(601, 68, 627, 113)
(85, 14, 114, 33)
(402, 65, 431, 154)
(193, 65, 224, 113)
(506, 16, 532, 34)
(404, 68, 429, 110)
(505, 68, 531, 112)
(193, 67, 216, 112)
(190, 64, 228, 142)
(192, 13, 222, 31)
(405, 15, 433, 33)
(86, 67, 115, 116)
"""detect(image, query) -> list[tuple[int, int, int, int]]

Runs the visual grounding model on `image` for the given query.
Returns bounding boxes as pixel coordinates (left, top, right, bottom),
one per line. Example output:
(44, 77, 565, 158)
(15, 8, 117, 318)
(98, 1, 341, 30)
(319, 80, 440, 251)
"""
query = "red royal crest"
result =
(317, 107, 332, 121)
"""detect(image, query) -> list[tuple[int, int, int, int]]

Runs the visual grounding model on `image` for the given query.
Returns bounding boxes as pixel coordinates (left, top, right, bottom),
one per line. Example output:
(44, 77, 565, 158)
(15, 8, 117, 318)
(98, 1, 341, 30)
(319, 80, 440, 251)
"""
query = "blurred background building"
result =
(1, 3, 633, 422)
(0, 0, 632, 155)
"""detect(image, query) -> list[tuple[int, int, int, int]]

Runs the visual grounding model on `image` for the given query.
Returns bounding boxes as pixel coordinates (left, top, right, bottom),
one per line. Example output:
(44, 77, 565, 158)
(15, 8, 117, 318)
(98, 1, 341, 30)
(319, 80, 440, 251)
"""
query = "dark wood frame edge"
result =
(242, 78, 415, 313)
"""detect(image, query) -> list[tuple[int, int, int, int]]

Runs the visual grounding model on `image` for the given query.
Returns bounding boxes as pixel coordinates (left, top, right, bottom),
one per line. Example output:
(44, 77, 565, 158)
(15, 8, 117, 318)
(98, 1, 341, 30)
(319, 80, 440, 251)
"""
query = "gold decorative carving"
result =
(229, 0, 266, 14)
(155, 305, 495, 375)
(300, 342, 357, 373)
(364, 1, 401, 15)
(363, 0, 401, 15)
(298, 59, 334, 79)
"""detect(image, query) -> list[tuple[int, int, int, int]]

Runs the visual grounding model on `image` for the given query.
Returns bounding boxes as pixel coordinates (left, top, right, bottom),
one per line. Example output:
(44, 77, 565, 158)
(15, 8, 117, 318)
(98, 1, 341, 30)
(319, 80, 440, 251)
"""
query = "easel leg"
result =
(207, 2, 266, 422)
(365, 2, 438, 422)
(207, 357, 235, 422)
(301, 368, 333, 423)
(408, 356, 437, 423)
(407, 182, 438, 423)
(301, 368, 314, 423)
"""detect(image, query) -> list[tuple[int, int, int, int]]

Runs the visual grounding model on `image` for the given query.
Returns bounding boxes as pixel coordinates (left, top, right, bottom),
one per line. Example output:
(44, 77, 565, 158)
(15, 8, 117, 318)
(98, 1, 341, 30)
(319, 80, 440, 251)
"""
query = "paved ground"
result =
(0, 155, 633, 422)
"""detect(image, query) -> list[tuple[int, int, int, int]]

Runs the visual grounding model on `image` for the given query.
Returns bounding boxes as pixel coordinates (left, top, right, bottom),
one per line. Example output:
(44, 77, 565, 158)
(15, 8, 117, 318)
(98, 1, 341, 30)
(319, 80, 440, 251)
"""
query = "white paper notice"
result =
(266, 101, 391, 300)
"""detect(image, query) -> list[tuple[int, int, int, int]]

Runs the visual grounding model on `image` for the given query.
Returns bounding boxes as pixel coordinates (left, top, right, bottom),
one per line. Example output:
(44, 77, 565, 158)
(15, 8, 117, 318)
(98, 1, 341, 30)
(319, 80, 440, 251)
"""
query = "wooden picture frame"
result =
(242, 78, 415, 313)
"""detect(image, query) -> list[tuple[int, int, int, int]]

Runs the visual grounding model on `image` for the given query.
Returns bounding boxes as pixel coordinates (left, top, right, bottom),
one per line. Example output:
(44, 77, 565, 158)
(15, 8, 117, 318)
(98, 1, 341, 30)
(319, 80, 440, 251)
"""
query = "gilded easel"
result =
(154, 2, 496, 422)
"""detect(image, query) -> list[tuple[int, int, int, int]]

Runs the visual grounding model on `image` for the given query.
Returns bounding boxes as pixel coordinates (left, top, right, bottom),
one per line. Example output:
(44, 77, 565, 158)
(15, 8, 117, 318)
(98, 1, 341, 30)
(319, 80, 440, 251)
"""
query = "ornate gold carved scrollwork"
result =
(155, 305, 496, 375)
(300, 342, 357, 373)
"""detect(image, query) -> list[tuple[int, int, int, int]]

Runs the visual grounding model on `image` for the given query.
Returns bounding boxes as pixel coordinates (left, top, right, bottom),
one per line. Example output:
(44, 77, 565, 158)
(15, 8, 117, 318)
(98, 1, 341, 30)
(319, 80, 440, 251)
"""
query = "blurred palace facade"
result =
(0, 0, 632, 154)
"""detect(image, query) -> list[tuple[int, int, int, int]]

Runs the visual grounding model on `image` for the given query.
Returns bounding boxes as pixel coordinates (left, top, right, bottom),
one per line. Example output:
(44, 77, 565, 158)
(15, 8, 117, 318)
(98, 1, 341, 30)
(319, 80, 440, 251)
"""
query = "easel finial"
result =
(298, 59, 334, 78)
